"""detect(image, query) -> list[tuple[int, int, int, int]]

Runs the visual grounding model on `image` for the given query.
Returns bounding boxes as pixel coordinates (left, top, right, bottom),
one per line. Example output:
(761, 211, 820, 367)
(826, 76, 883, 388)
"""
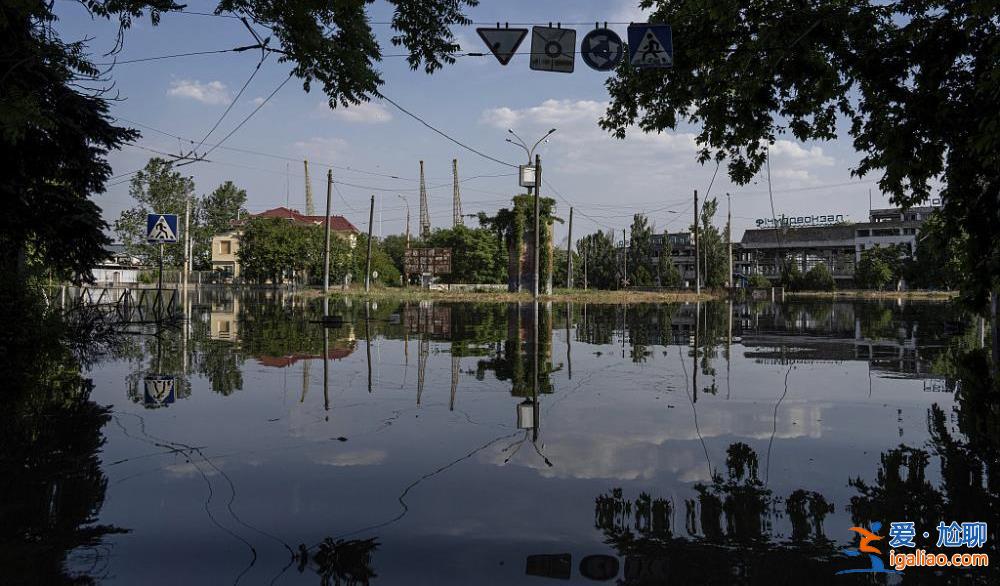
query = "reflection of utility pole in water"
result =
(417, 337, 429, 405)
(323, 297, 330, 413)
(450, 355, 459, 411)
(693, 300, 700, 403)
(365, 301, 372, 393)
(726, 298, 732, 400)
(300, 358, 310, 403)
(565, 301, 572, 380)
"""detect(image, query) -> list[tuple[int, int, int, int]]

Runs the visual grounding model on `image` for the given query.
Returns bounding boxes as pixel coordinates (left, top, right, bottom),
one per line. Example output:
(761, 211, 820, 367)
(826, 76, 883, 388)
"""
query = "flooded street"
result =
(12, 294, 995, 584)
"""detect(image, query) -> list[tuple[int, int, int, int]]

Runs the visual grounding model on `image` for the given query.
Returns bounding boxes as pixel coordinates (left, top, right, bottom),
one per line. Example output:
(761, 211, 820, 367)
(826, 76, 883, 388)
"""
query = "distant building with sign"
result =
(738, 206, 937, 286)
(210, 207, 358, 279)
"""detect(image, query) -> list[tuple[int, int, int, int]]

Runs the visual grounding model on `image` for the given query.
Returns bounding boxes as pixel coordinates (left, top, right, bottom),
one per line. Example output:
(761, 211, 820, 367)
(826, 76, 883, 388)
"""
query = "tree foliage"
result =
(856, 246, 904, 291)
(426, 225, 506, 284)
(3, 0, 477, 285)
(628, 214, 655, 286)
(908, 211, 967, 290)
(693, 198, 728, 288)
(657, 232, 682, 288)
(197, 181, 247, 268)
(802, 263, 836, 291)
(602, 0, 1000, 310)
(577, 230, 618, 289)
(114, 158, 194, 267)
(238, 218, 323, 284)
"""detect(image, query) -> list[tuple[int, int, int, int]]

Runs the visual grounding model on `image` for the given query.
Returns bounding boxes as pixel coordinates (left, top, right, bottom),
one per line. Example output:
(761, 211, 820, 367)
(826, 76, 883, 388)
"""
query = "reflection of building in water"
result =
(209, 296, 240, 341)
(738, 301, 960, 384)
(255, 344, 356, 368)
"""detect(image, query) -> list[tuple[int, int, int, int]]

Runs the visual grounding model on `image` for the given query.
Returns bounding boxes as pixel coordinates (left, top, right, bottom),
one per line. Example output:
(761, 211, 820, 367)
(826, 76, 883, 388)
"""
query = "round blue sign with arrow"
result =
(580, 27, 624, 71)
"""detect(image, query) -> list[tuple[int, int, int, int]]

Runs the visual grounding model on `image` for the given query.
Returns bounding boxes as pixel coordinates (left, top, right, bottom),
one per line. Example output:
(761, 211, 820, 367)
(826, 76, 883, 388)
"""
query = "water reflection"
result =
(9, 288, 997, 584)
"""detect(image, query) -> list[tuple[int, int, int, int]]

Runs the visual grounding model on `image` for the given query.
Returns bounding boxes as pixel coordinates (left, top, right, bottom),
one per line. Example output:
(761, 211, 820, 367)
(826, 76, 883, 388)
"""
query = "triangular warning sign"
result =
(149, 216, 177, 241)
(477, 27, 528, 65)
(631, 29, 671, 66)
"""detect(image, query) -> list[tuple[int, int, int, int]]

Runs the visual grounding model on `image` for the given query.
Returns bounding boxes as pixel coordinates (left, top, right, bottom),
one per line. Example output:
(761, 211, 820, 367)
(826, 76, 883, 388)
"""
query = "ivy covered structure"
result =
(479, 195, 560, 294)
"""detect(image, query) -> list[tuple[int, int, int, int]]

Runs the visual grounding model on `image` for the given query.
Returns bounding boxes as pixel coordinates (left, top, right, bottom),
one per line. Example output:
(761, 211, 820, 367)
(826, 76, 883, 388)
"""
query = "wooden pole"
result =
(364, 195, 375, 292)
(323, 170, 333, 293)
(694, 189, 700, 295)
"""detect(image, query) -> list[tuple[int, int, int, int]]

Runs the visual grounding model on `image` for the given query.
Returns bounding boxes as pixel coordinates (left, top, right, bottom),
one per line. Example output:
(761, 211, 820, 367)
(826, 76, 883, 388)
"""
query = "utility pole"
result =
(623, 228, 628, 289)
(694, 189, 700, 296)
(566, 207, 573, 289)
(398, 194, 410, 287)
(183, 196, 190, 286)
(533, 154, 542, 299)
(583, 241, 588, 290)
(727, 192, 732, 290)
(452, 158, 463, 227)
(323, 169, 333, 293)
(419, 160, 430, 238)
(304, 160, 315, 215)
(364, 195, 374, 292)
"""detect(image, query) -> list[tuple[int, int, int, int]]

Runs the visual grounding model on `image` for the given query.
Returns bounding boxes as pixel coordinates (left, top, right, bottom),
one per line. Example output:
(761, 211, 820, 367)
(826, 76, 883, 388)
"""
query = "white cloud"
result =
(769, 140, 835, 167)
(294, 137, 349, 162)
(249, 96, 266, 106)
(317, 100, 393, 124)
(167, 79, 231, 105)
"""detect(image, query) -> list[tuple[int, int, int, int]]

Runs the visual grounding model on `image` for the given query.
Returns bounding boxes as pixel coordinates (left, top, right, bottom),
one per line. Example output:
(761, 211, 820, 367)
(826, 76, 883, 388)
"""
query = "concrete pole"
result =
(566, 207, 574, 289)
(365, 195, 375, 292)
(694, 189, 700, 295)
(533, 154, 542, 299)
(727, 192, 733, 290)
(183, 197, 190, 287)
(623, 228, 628, 289)
(323, 169, 333, 294)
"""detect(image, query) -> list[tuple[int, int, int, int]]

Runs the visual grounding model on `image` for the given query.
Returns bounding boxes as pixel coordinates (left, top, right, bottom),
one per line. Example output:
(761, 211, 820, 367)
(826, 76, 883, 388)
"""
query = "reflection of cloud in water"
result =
(482, 400, 823, 481)
(318, 449, 387, 467)
(164, 461, 221, 478)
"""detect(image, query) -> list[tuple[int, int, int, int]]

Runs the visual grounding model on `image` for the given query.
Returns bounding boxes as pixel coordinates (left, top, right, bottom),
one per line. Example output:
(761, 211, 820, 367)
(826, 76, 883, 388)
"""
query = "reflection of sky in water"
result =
(80, 298, 977, 585)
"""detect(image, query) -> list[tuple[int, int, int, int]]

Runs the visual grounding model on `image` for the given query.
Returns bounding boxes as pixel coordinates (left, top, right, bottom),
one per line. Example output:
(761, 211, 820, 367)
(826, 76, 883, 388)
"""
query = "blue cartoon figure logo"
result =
(836, 522, 902, 575)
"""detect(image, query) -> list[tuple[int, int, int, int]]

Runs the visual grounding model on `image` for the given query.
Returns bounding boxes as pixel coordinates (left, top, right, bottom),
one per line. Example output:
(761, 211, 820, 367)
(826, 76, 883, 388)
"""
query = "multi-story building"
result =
(738, 206, 937, 286)
(211, 206, 358, 279)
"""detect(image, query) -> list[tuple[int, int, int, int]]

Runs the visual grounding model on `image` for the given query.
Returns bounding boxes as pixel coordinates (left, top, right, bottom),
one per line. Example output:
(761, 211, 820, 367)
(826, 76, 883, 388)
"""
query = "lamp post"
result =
(506, 129, 556, 297)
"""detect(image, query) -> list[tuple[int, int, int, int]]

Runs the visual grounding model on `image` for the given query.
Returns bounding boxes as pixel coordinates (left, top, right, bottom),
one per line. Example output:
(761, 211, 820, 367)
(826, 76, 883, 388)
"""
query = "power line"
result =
(200, 72, 293, 159)
(376, 93, 518, 169)
(187, 53, 270, 157)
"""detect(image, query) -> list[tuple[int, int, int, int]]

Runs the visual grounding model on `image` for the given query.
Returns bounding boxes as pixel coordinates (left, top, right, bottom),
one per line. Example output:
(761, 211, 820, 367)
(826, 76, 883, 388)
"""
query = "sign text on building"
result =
(755, 214, 846, 228)
(404, 247, 452, 275)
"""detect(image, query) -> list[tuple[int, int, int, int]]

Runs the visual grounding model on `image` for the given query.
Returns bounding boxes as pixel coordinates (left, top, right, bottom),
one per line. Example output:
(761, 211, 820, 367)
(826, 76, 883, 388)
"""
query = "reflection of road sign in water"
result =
(628, 24, 673, 68)
(476, 27, 528, 65)
(143, 375, 176, 407)
(581, 28, 624, 71)
(530, 26, 576, 73)
(146, 213, 179, 243)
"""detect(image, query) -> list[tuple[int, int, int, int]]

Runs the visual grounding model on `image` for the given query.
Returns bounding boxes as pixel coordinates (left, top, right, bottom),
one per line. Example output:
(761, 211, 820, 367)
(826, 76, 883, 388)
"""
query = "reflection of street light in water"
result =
(505, 300, 553, 467)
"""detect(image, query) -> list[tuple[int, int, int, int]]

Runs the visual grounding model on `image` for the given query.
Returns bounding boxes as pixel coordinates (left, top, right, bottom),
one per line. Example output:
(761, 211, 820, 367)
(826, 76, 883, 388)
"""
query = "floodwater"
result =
(8, 292, 997, 585)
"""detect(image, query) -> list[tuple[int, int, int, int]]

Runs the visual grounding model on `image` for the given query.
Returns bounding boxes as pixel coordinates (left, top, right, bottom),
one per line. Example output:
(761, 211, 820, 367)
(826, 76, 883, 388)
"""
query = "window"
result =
(856, 229, 870, 237)
(220, 240, 232, 254)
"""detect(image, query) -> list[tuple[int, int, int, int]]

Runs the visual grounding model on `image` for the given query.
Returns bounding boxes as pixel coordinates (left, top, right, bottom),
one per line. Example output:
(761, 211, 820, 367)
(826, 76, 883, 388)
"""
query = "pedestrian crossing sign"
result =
(628, 24, 673, 69)
(146, 213, 179, 243)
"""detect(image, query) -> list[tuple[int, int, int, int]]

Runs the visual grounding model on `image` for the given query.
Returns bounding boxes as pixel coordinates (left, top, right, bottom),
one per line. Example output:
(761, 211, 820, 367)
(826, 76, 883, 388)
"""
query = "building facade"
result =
(738, 206, 937, 286)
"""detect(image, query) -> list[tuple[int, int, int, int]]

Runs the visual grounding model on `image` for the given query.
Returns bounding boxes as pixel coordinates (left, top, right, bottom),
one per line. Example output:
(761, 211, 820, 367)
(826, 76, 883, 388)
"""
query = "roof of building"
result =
(242, 207, 359, 232)
(741, 224, 856, 247)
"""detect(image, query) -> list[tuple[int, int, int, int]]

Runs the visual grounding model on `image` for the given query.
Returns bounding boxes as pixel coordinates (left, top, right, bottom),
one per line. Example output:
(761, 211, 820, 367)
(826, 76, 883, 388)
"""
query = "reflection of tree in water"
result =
(594, 443, 836, 584)
(849, 348, 998, 584)
(0, 331, 124, 583)
(299, 537, 379, 586)
(476, 303, 558, 396)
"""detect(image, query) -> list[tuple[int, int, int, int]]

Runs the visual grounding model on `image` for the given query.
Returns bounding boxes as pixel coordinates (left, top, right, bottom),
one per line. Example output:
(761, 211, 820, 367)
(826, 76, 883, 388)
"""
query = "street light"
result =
(506, 128, 557, 163)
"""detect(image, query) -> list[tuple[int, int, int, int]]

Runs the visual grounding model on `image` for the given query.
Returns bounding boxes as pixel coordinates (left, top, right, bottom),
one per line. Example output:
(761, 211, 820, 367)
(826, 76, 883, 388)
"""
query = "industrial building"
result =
(737, 206, 937, 286)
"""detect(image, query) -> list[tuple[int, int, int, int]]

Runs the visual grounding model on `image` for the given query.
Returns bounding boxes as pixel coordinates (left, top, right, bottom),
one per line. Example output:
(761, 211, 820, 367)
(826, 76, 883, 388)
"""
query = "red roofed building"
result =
(211, 207, 359, 278)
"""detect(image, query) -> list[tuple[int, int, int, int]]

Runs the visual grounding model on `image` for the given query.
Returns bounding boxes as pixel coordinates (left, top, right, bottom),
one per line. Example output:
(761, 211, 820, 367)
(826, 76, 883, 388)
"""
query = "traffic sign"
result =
(581, 27, 624, 71)
(477, 27, 528, 65)
(519, 164, 537, 188)
(146, 213, 179, 243)
(143, 374, 176, 407)
(628, 24, 673, 68)
(529, 26, 576, 73)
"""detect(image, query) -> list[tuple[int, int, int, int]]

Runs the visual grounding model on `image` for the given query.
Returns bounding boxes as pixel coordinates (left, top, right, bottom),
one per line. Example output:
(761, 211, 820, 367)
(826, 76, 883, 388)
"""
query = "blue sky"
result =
(55, 0, 900, 244)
